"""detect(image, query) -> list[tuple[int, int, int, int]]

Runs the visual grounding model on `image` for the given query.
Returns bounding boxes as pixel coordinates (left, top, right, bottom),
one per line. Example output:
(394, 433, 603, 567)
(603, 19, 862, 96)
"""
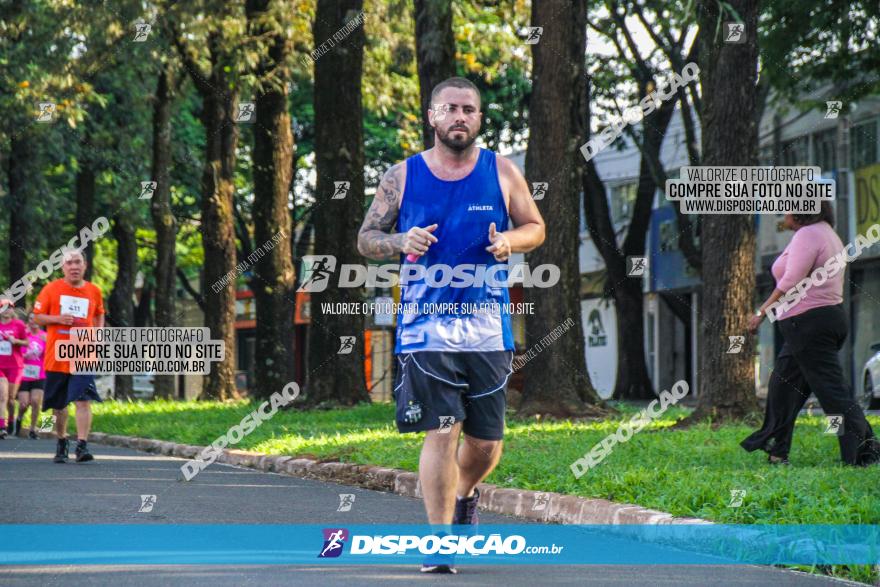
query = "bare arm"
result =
(94, 314, 105, 328)
(494, 155, 546, 254)
(357, 163, 406, 260)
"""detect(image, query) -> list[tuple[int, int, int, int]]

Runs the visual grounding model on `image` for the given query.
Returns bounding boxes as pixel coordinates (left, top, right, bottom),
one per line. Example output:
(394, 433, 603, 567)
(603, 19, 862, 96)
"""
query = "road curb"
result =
(84, 431, 711, 526)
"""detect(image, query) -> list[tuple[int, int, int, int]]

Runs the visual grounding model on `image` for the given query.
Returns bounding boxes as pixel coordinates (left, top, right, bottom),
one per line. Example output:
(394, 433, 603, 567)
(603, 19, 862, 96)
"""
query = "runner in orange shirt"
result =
(33, 250, 105, 463)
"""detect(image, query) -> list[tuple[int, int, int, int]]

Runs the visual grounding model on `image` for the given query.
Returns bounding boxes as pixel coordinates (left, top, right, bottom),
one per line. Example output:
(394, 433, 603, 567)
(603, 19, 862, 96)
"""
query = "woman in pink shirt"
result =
(742, 203, 879, 466)
(16, 312, 47, 439)
(0, 299, 28, 439)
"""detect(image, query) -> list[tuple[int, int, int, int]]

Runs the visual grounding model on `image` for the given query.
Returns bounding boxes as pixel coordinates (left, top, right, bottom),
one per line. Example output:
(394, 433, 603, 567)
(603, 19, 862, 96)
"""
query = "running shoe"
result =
(420, 561, 458, 574)
(54, 438, 69, 463)
(453, 488, 480, 525)
(28, 430, 38, 440)
(0, 429, 6, 440)
(75, 440, 94, 463)
(5, 419, 12, 434)
(768, 455, 790, 466)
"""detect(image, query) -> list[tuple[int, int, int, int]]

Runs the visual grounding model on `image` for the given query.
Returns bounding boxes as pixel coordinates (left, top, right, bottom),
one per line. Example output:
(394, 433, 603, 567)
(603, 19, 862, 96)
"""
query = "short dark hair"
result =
(792, 201, 835, 228)
(430, 77, 481, 108)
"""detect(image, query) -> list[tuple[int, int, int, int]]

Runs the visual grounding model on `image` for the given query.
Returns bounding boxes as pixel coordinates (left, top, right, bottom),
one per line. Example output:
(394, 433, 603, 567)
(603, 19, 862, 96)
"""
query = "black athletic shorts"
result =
(393, 351, 513, 441)
(18, 379, 45, 393)
(42, 371, 101, 411)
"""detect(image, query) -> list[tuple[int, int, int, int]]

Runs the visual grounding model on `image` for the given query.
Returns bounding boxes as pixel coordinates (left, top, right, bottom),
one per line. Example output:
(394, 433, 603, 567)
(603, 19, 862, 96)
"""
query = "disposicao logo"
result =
(319, 528, 349, 558)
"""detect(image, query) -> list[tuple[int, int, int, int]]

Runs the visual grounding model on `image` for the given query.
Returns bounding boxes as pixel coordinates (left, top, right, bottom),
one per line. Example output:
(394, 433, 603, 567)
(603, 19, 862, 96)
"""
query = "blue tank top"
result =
(395, 148, 514, 353)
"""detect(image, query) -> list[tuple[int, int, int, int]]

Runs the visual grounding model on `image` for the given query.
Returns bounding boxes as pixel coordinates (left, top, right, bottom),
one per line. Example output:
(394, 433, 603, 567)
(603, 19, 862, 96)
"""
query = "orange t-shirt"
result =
(33, 279, 105, 374)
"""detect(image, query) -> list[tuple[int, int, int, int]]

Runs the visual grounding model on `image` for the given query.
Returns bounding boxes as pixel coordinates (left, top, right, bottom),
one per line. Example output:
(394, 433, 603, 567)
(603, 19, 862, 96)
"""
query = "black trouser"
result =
(741, 304, 880, 465)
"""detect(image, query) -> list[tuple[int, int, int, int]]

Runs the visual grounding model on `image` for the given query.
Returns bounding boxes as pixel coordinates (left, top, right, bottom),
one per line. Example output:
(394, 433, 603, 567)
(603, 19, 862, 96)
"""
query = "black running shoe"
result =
(75, 440, 94, 462)
(420, 562, 458, 574)
(0, 429, 7, 440)
(28, 430, 38, 440)
(54, 438, 69, 463)
(453, 488, 480, 526)
(768, 455, 790, 466)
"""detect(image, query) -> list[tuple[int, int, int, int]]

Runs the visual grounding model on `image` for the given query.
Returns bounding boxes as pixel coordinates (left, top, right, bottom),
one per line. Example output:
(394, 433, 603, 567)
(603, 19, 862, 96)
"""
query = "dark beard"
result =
(437, 126, 476, 151)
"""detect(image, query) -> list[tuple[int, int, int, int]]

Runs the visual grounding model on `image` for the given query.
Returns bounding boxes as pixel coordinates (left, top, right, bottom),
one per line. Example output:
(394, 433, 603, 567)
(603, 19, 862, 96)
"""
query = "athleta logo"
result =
(468, 204, 493, 211)
(319, 528, 349, 558)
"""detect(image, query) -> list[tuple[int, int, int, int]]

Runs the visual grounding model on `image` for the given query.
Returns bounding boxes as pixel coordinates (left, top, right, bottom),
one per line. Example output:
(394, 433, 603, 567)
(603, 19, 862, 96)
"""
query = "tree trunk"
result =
(305, 0, 370, 407)
(183, 32, 240, 401)
(582, 88, 679, 401)
(689, 0, 761, 422)
(413, 0, 456, 149)
(518, 0, 606, 418)
(75, 163, 96, 280)
(150, 62, 177, 399)
(135, 282, 153, 327)
(246, 0, 297, 399)
(108, 214, 137, 399)
(7, 134, 30, 289)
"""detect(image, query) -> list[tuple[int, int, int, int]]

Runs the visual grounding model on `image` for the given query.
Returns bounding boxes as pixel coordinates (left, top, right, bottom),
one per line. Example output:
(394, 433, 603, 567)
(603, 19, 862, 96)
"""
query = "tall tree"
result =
(689, 0, 761, 421)
(173, 4, 243, 400)
(246, 0, 296, 398)
(6, 134, 32, 288)
(305, 0, 370, 406)
(519, 0, 606, 417)
(108, 214, 137, 399)
(583, 1, 700, 399)
(149, 60, 178, 399)
(413, 0, 456, 149)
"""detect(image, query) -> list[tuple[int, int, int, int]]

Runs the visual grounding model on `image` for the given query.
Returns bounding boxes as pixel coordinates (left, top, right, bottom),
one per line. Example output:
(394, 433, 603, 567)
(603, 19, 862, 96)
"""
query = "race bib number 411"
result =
(60, 295, 89, 319)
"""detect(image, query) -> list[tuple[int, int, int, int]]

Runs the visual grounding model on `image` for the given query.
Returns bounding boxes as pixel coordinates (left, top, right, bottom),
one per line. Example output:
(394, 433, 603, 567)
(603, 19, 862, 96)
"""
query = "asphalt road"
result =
(0, 437, 865, 586)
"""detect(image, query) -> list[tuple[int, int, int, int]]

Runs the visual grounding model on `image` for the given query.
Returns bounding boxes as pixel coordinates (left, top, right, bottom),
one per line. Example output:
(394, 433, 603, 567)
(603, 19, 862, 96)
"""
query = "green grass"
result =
(92, 400, 879, 525)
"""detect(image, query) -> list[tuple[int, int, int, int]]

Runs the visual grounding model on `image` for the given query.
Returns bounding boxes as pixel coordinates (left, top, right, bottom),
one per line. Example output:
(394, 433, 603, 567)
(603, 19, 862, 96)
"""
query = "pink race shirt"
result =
(771, 221, 845, 319)
(0, 319, 27, 369)
(21, 331, 47, 381)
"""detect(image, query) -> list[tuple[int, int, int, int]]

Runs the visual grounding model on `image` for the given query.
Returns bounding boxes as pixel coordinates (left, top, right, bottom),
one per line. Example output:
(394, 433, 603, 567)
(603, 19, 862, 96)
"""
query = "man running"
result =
(357, 77, 545, 574)
(33, 250, 105, 463)
(0, 299, 28, 438)
(16, 312, 48, 439)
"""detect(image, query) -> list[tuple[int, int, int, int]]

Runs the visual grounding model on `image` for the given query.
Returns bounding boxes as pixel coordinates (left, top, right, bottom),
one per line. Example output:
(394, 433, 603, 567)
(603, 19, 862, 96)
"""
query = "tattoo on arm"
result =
(358, 163, 406, 259)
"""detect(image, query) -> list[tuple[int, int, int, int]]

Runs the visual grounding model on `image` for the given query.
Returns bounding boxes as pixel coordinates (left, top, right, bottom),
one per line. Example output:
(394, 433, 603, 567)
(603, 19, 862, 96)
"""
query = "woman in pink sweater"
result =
(741, 202, 879, 466)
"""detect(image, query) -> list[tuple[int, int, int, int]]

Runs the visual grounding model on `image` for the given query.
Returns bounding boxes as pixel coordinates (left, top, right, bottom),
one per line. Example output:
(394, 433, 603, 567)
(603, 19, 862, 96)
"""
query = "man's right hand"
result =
(56, 314, 75, 326)
(402, 224, 439, 256)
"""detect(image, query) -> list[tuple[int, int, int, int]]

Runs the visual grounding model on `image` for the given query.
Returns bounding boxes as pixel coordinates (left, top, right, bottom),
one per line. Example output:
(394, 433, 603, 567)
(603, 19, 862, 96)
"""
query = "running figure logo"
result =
(532, 492, 550, 511)
(728, 489, 746, 508)
(524, 27, 543, 44)
(531, 182, 548, 201)
(337, 494, 355, 512)
(236, 102, 256, 123)
(139, 495, 157, 513)
(824, 415, 844, 436)
(437, 416, 456, 434)
(332, 181, 350, 200)
(337, 336, 356, 355)
(727, 336, 745, 354)
(627, 256, 647, 277)
(140, 181, 157, 200)
(38, 415, 55, 433)
(298, 255, 337, 292)
(318, 528, 349, 558)
(36, 102, 56, 122)
(824, 101, 842, 119)
(430, 103, 451, 123)
(133, 22, 152, 42)
(724, 23, 745, 43)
